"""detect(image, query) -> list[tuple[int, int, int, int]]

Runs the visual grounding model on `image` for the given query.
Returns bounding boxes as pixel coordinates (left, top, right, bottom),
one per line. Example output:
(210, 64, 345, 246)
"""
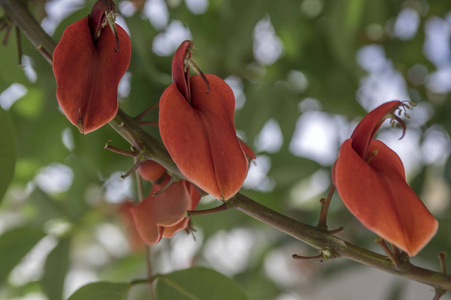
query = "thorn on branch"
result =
(134, 103, 159, 121)
(186, 202, 231, 217)
(433, 252, 448, 300)
(317, 185, 336, 228)
(438, 251, 447, 274)
(293, 248, 335, 262)
(139, 121, 159, 127)
(121, 159, 143, 179)
(105, 142, 139, 157)
(376, 238, 401, 268)
(292, 253, 324, 262)
(328, 227, 344, 235)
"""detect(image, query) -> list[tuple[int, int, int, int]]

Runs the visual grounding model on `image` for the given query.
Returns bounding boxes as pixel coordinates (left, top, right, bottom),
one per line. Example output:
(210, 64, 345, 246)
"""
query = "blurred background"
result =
(0, 0, 450, 299)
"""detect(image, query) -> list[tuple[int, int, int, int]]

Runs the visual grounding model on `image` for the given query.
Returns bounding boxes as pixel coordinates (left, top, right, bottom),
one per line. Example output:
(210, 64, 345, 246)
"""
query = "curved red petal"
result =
(334, 139, 438, 256)
(172, 40, 192, 102)
(159, 74, 248, 200)
(138, 160, 167, 183)
(238, 138, 256, 161)
(53, 17, 131, 134)
(351, 101, 401, 159)
(130, 179, 191, 245)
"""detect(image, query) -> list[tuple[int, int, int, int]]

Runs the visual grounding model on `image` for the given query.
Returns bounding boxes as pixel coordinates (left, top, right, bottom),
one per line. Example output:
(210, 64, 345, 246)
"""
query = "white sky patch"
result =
(408, 101, 434, 127)
(169, 231, 203, 269)
(203, 228, 256, 276)
(152, 20, 192, 56)
(423, 16, 451, 69)
(243, 155, 275, 192)
(115, 15, 131, 36)
(144, 0, 169, 30)
(62, 128, 75, 151)
(254, 119, 283, 153)
(225, 76, 246, 110)
(35, 163, 74, 195)
(185, 0, 209, 15)
(426, 67, 451, 93)
(118, 72, 132, 98)
(289, 111, 340, 166)
(377, 126, 422, 176)
(95, 223, 129, 257)
(22, 56, 37, 83)
(421, 125, 451, 165)
(64, 269, 98, 299)
(264, 249, 302, 288)
(253, 17, 284, 65)
(357, 45, 388, 73)
(41, 0, 84, 35)
(290, 169, 330, 207)
(0, 83, 27, 110)
(298, 97, 322, 112)
(118, 1, 138, 17)
(9, 235, 57, 286)
(104, 172, 133, 203)
(394, 8, 420, 40)
(287, 70, 309, 93)
(356, 45, 409, 110)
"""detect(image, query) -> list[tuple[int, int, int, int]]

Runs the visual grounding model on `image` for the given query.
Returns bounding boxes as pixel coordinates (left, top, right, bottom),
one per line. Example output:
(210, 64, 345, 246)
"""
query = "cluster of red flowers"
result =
(53, 0, 437, 254)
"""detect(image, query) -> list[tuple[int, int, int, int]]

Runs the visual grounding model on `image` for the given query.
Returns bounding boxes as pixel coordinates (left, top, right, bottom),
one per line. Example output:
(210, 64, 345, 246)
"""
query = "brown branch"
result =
(2, 0, 451, 292)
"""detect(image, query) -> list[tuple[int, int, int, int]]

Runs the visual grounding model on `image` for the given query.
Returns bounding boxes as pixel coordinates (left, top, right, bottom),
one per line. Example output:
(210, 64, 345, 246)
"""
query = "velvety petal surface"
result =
(53, 17, 131, 134)
(159, 74, 248, 200)
(139, 160, 167, 183)
(350, 101, 401, 159)
(161, 181, 201, 238)
(130, 179, 190, 245)
(334, 139, 438, 256)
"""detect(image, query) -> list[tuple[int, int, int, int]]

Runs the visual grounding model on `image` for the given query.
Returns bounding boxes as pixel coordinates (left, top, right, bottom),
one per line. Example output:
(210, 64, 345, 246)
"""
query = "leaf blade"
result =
(67, 282, 130, 300)
(156, 267, 249, 300)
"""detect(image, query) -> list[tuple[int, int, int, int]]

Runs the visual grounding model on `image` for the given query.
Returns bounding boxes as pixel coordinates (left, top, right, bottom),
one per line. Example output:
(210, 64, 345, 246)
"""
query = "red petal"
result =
(130, 179, 190, 245)
(161, 181, 201, 238)
(351, 101, 401, 159)
(172, 40, 192, 102)
(159, 74, 248, 200)
(138, 160, 167, 183)
(118, 201, 145, 252)
(238, 138, 257, 161)
(334, 139, 438, 256)
(53, 17, 131, 134)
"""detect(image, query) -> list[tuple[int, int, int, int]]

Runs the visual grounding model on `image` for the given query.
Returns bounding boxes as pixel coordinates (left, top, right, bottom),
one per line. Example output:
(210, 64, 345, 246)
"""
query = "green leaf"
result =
(0, 227, 45, 283)
(156, 267, 249, 300)
(41, 238, 71, 300)
(67, 282, 130, 300)
(0, 107, 16, 203)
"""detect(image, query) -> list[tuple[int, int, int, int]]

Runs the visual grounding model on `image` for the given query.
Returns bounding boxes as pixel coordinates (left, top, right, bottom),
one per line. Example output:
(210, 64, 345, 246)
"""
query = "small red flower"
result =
(138, 160, 167, 184)
(130, 175, 201, 245)
(159, 40, 255, 200)
(53, 0, 131, 134)
(333, 101, 438, 256)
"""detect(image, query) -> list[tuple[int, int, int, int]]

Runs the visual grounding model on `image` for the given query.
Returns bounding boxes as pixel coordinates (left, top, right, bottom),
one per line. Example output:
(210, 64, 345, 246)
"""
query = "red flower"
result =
(333, 101, 438, 256)
(159, 40, 255, 200)
(130, 175, 201, 245)
(118, 201, 145, 252)
(139, 160, 167, 184)
(53, 0, 131, 134)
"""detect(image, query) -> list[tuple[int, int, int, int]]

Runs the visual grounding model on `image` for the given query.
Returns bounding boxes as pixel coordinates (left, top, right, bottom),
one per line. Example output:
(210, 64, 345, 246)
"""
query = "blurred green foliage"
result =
(0, 0, 451, 299)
